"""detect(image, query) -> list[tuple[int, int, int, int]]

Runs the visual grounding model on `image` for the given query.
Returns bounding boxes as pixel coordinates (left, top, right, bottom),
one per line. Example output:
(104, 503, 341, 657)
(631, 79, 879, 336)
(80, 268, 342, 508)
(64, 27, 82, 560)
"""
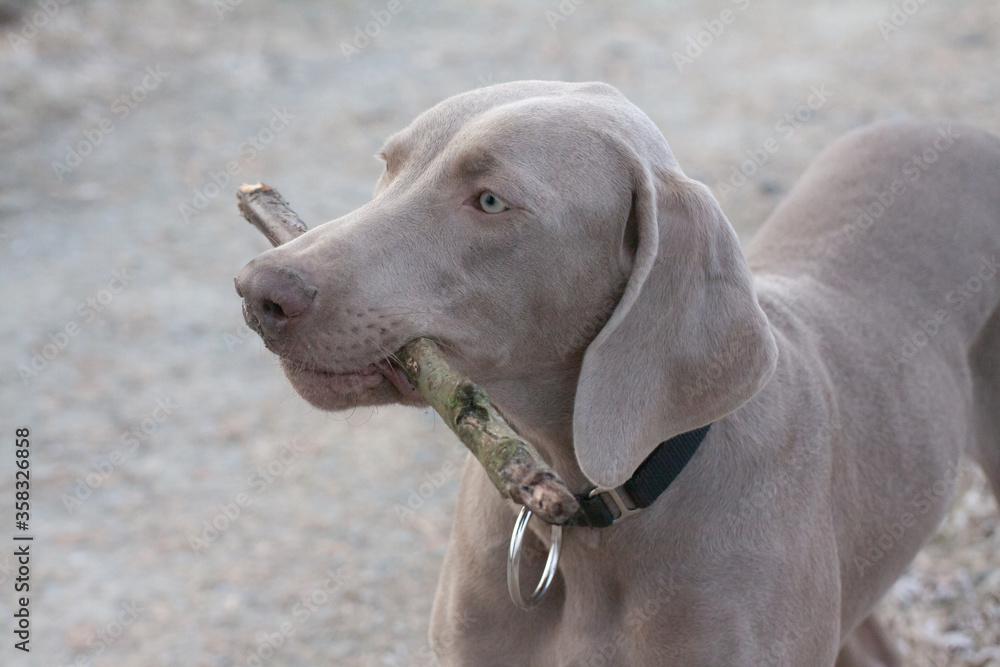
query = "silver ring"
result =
(507, 506, 562, 610)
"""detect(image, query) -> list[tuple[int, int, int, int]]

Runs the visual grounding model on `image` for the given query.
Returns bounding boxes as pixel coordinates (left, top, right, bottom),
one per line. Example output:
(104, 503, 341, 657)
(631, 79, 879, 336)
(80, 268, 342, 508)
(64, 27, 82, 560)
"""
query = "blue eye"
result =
(478, 191, 508, 214)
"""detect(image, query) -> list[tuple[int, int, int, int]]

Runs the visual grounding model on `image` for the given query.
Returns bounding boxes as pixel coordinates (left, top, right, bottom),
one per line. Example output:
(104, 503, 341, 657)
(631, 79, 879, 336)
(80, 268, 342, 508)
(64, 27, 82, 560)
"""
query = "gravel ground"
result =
(1, 1, 998, 665)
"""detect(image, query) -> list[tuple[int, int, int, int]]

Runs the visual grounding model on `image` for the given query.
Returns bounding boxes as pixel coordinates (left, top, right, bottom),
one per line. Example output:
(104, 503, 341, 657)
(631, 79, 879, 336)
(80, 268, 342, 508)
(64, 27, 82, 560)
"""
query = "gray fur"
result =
(236, 81, 1000, 665)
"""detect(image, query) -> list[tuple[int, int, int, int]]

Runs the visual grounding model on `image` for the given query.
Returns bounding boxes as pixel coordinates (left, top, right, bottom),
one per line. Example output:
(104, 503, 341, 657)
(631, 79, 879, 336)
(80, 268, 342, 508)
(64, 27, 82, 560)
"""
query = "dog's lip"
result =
(282, 355, 423, 400)
(291, 360, 381, 377)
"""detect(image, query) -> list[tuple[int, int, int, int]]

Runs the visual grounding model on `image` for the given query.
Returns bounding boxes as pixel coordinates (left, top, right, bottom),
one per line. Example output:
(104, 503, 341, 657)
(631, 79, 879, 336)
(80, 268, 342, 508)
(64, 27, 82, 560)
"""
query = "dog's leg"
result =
(834, 614, 902, 667)
(969, 303, 1000, 504)
(834, 301, 1000, 667)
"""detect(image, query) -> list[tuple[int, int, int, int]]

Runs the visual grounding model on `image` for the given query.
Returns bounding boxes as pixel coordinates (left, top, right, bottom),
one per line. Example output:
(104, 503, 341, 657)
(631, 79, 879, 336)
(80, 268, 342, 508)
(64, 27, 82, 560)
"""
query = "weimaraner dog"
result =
(235, 81, 1000, 665)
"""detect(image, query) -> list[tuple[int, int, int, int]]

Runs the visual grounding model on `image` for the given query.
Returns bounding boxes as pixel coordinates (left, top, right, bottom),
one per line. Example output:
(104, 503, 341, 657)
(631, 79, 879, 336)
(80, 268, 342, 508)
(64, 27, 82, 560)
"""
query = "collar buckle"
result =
(568, 423, 712, 529)
(588, 485, 642, 524)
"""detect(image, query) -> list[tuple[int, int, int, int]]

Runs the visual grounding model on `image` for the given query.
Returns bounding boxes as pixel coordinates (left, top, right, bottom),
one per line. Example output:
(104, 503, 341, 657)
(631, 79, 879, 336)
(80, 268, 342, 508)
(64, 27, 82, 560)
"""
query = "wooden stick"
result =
(237, 183, 308, 246)
(235, 183, 580, 524)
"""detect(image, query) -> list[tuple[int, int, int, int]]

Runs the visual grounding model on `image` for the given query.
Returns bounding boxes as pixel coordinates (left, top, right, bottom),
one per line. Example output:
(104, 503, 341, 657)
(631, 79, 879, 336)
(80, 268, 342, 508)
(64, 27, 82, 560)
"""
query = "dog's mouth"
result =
(280, 355, 424, 403)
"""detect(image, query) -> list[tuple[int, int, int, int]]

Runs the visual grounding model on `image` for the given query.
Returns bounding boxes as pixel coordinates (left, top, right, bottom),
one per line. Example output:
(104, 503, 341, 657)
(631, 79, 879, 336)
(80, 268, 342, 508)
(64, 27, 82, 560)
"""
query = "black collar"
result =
(567, 424, 711, 528)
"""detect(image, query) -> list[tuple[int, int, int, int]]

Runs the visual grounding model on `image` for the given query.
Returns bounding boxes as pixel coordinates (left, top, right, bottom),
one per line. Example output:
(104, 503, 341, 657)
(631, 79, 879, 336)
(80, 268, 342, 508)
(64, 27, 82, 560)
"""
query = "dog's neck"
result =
(482, 366, 595, 494)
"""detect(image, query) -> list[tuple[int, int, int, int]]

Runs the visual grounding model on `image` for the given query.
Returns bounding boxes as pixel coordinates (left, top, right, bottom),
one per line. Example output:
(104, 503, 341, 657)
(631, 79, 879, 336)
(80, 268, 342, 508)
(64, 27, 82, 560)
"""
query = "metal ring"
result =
(507, 506, 562, 610)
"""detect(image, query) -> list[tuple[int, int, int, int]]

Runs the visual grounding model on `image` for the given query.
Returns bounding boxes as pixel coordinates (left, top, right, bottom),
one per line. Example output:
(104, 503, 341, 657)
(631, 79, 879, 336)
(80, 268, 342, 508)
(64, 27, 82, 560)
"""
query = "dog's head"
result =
(235, 81, 776, 487)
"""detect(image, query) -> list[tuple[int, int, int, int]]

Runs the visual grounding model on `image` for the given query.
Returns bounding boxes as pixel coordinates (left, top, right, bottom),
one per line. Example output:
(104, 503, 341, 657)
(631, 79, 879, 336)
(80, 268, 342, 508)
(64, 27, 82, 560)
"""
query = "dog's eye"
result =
(478, 191, 508, 214)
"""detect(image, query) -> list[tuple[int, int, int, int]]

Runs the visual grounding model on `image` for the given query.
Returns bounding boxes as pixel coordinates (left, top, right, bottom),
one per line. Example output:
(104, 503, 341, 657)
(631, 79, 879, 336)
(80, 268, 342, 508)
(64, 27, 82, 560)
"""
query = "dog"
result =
(235, 81, 1000, 665)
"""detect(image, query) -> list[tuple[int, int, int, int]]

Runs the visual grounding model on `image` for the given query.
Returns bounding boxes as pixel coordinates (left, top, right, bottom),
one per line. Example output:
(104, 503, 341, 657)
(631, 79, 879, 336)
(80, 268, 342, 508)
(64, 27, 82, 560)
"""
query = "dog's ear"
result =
(573, 148, 777, 488)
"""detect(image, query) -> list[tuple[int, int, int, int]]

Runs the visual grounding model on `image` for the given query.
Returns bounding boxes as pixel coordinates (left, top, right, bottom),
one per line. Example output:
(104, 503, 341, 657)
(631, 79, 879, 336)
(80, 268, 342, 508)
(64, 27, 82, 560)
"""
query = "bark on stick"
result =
(235, 183, 579, 524)
(237, 183, 308, 246)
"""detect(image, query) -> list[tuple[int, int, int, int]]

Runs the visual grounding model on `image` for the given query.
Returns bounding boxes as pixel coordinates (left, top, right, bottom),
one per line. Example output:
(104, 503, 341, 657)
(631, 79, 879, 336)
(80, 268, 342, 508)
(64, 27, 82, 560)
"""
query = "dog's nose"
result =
(235, 262, 317, 341)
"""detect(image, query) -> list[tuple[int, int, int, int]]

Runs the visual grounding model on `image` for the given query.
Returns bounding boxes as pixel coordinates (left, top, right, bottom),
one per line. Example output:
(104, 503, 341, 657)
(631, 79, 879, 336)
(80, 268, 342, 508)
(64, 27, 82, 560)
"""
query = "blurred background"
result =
(1, 1, 999, 665)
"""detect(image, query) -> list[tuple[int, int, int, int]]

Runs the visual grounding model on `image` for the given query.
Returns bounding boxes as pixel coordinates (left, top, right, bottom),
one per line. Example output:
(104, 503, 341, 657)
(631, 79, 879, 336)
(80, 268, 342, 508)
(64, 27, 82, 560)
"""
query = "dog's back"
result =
(745, 120, 1000, 633)
(749, 121, 1000, 344)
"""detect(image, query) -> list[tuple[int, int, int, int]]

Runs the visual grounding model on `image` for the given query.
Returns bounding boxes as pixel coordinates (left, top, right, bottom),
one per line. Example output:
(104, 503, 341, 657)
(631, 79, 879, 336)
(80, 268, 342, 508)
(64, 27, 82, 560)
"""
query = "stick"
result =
(237, 183, 309, 246)
(235, 183, 580, 524)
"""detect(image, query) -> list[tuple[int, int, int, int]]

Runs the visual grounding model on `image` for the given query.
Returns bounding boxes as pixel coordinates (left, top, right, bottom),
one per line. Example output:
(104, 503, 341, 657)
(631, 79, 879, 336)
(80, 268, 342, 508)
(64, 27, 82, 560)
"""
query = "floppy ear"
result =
(573, 152, 778, 488)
